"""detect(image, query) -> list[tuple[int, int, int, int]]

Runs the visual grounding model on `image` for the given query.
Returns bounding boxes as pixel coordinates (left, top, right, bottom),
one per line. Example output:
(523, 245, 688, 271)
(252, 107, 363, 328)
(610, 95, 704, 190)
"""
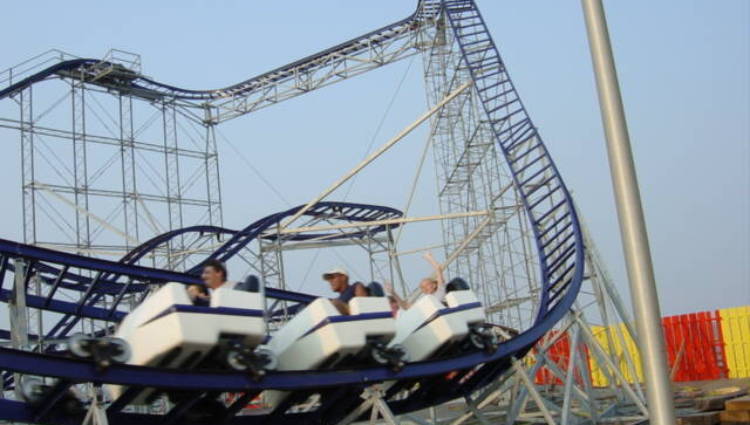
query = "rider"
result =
(188, 259, 259, 305)
(386, 252, 446, 310)
(323, 267, 368, 314)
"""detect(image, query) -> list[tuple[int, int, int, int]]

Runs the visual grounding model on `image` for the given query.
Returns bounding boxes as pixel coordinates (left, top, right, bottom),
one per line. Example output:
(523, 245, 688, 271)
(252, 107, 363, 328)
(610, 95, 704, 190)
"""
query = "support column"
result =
(162, 101, 184, 269)
(119, 95, 139, 249)
(71, 81, 92, 256)
(10, 259, 29, 400)
(19, 87, 36, 245)
(581, 1, 676, 424)
(204, 106, 223, 227)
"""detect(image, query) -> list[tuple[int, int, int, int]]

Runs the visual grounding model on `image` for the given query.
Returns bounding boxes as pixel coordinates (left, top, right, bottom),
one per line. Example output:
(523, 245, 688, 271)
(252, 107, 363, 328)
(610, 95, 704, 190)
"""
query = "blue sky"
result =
(0, 1, 747, 316)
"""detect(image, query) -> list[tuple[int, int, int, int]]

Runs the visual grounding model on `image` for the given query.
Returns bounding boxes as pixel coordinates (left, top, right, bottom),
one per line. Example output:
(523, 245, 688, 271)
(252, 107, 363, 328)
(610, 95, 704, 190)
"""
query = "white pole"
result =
(581, 1, 676, 424)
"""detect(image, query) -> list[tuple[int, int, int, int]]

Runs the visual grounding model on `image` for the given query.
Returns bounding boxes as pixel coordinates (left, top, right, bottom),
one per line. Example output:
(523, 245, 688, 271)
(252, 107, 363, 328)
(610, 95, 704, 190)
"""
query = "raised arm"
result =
(423, 252, 445, 289)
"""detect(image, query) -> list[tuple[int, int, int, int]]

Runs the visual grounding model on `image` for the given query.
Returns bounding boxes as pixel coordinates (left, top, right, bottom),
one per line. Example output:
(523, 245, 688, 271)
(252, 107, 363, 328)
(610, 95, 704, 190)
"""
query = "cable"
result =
(295, 250, 322, 291)
(215, 128, 292, 207)
(215, 58, 414, 292)
(394, 122, 435, 246)
(342, 56, 416, 200)
(295, 57, 416, 291)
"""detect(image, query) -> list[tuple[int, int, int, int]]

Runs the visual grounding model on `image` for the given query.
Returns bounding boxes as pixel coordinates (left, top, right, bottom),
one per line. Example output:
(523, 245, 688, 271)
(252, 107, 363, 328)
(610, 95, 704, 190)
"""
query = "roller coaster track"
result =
(0, 1, 442, 123)
(0, 1, 584, 423)
(0, 202, 403, 391)
(5, 202, 402, 347)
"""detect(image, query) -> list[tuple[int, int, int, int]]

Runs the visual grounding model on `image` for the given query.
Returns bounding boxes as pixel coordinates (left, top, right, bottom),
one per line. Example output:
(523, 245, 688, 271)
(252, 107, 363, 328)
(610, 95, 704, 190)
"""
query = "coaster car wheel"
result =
(370, 342, 409, 372)
(225, 344, 277, 379)
(468, 325, 499, 354)
(67, 334, 131, 369)
(19, 376, 47, 404)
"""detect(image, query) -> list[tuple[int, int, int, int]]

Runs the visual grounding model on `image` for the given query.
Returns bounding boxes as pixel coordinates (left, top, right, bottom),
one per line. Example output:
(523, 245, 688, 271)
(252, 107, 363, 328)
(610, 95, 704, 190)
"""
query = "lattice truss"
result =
(420, 14, 551, 333)
(0, 2, 651, 424)
(0, 0, 581, 340)
(0, 50, 223, 266)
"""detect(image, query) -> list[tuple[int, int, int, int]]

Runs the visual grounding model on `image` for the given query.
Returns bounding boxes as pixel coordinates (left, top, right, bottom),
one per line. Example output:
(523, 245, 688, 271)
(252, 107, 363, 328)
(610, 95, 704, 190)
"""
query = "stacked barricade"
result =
(584, 305, 749, 386)
(662, 311, 728, 381)
(589, 323, 643, 386)
(720, 306, 750, 379)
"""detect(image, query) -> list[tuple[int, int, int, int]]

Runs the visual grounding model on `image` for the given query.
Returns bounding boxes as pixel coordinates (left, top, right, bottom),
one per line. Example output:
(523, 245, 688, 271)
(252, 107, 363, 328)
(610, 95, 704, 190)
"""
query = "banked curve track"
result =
(0, 1, 585, 424)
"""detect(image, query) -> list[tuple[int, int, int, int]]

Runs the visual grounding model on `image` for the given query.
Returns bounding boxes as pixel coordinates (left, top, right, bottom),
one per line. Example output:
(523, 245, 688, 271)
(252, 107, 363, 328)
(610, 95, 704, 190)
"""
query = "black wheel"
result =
(102, 337, 131, 364)
(226, 349, 249, 371)
(68, 334, 92, 359)
(255, 348, 277, 371)
(19, 377, 46, 403)
(469, 331, 486, 350)
(388, 344, 411, 362)
(370, 346, 390, 366)
(483, 332, 499, 353)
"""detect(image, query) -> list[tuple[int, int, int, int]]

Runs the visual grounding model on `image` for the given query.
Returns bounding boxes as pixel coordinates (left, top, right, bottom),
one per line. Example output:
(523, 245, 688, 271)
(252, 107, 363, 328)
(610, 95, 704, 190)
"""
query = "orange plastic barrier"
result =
(588, 308, 741, 386)
(224, 392, 265, 411)
(662, 311, 728, 381)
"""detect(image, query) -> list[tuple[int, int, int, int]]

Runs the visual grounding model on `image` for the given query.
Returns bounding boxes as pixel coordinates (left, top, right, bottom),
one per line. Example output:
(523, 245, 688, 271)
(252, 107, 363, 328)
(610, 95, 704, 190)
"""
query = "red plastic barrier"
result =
(661, 310, 728, 382)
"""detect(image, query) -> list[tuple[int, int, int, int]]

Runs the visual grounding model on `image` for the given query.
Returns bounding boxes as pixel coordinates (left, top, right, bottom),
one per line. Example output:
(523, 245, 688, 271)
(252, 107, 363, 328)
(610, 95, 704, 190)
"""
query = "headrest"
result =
(241, 275, 260, 293)
(367, 281, 385, 297)
(446, 277, 470, 293)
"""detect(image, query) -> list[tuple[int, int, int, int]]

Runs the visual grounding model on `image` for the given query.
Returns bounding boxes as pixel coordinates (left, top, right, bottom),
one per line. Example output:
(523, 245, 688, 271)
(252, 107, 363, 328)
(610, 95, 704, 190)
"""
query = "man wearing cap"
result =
(323, 267, 368, 315)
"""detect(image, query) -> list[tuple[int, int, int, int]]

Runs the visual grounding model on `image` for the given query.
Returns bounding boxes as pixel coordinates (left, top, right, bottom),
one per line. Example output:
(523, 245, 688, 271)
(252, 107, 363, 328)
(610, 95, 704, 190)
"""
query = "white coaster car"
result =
(107, 282, 268, 404)
(389, 289, 490, 362)
(264, 296, 404, 411)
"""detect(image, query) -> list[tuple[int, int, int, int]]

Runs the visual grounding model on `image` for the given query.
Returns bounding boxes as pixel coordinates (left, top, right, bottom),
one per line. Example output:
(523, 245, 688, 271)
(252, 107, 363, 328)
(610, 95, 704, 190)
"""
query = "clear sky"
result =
(0, 1, 747, 317)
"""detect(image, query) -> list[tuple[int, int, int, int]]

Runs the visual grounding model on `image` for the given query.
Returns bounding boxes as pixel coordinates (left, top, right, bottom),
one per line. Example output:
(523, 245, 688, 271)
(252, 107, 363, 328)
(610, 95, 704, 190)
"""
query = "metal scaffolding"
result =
(2, 49, 224, 263)
(1, 48, 224, 350)
(421, 11, 542, 334)
(0, 2, 651, 424)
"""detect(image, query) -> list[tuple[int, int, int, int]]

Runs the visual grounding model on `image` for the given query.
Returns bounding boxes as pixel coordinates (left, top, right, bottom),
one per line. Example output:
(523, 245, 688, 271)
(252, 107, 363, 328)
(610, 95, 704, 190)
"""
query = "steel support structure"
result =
(581, 1, 676, 424)
(421, 8, 542, 337)
(414, 3, 649, 425)
(1, 50, 224, 368)
(430, 229, 649, 425)
(0, 2, 653, 424)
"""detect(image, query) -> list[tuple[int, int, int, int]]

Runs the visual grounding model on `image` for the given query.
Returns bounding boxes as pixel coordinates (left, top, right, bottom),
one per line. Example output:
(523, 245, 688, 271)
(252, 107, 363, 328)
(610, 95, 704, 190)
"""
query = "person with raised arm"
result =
(385, 251, 446, 311)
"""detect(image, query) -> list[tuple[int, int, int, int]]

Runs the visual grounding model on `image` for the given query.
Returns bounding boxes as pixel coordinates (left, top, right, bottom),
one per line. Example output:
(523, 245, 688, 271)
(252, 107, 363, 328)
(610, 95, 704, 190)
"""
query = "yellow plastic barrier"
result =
(719, 306, 750, 378)
(589, 323, 642, 386)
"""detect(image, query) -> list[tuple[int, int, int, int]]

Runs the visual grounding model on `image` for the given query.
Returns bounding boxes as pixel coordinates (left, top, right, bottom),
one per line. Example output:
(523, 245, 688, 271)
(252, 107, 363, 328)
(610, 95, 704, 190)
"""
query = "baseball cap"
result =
(322, 267, 348, 280)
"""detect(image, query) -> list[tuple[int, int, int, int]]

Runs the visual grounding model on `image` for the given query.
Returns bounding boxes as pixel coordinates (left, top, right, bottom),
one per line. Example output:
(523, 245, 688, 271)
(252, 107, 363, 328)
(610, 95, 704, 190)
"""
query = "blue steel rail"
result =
(0, 201, 402, 402)
(441, 0, 585, 323)
(0, 202, 402, 327)
(0, 1, 441, 104)
(0, 1, 584, 423)
(0, 202, 404, 392)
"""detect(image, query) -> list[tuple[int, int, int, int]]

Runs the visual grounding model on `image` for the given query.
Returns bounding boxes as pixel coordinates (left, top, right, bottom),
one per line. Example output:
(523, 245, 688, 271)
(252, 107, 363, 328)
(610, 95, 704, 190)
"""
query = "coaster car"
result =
(263, 296, 407, 411)
(107, 281, 270, 404)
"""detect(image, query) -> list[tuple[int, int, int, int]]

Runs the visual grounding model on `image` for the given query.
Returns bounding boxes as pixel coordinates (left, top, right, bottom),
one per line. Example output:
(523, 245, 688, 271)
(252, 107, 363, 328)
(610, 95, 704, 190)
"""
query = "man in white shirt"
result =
(187, 259, 259, 305)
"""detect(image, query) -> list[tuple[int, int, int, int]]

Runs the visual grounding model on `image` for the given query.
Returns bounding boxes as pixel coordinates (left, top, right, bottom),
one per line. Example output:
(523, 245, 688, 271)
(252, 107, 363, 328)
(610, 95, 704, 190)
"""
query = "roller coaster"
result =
(0, 1, 595, 424)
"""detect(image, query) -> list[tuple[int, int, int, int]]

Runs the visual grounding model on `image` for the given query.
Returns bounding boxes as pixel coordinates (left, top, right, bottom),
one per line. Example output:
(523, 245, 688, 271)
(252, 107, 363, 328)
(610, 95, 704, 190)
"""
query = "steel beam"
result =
(581, 1, 676, 424)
